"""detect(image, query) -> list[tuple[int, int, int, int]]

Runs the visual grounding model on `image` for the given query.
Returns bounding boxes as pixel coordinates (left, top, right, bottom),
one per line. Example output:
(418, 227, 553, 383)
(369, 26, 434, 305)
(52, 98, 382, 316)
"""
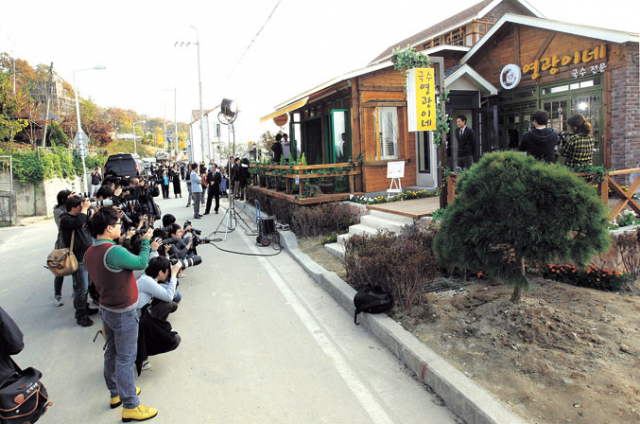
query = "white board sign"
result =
(387, 161, 405, 179)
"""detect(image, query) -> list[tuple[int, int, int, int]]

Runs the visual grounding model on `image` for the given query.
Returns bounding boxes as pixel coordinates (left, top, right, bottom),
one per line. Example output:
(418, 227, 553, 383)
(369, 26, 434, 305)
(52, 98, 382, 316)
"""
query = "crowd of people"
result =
(44, 159, 240, 421)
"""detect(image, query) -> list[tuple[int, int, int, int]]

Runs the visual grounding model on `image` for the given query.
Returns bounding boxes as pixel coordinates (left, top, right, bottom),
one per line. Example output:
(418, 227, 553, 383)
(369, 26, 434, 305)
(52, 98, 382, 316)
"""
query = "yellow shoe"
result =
(109, 387, 141, 409)
(122, 404, 158, 422)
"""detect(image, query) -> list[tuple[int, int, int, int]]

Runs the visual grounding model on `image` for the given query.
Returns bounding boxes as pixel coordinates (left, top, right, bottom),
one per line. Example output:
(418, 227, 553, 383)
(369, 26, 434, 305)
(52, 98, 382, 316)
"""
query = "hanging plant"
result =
(392, 45, 449, 148)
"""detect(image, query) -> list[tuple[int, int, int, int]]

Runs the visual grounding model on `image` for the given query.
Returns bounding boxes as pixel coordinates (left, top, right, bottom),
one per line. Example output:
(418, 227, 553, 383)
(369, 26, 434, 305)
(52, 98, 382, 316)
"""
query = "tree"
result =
(0, 70, 29, 143)
(433, 151, 611, 303)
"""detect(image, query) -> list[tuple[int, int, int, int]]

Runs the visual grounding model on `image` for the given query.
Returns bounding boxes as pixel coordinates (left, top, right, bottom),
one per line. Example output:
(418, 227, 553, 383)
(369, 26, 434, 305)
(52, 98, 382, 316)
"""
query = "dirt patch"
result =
(297, 236, 346, 280)
(302, 239, 640, 424)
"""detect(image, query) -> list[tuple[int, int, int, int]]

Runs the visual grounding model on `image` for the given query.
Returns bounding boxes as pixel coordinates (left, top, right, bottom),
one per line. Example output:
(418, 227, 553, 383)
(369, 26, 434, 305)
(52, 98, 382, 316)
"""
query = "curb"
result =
(276, 229, 525, 424)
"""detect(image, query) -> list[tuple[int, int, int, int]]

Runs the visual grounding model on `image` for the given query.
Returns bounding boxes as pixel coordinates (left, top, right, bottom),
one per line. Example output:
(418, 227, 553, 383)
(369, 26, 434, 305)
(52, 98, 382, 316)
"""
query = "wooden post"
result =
(447, 175, 456, 204)
(286, 177, 292, 194)
(599, 178, 609, 206)
(349, 174, 355, 193)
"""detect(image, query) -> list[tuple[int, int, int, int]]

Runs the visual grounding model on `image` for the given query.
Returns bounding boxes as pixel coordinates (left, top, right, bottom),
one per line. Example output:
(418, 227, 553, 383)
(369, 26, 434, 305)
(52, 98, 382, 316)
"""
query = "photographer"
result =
(59, 195, 98, 327)
(136, 257, 182, 320)
(84, 207, 157, 421)
(52, 189, 72, 307)
(165, 224, 192, 259)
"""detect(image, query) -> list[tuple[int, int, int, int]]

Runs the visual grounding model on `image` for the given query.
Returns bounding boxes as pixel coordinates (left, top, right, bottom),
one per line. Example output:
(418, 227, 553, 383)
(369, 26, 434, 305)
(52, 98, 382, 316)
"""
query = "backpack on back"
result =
(353, 284, 393, 325)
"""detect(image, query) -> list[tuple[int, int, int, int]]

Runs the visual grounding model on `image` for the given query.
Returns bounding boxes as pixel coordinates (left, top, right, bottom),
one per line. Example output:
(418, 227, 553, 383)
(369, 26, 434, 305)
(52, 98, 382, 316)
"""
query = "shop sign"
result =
(523, 44, 607, 80)
(406, 68, 436, 132)
(273, 114, 288, 126)
(571, 62, 607, 79)
(500, 64, 522, 90)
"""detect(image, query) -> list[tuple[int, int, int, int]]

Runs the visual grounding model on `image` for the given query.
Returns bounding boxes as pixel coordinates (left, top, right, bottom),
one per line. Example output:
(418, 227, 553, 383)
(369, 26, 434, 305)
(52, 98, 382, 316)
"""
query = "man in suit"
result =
(204, 164, 221, 215)
(456, 115, 477, 169)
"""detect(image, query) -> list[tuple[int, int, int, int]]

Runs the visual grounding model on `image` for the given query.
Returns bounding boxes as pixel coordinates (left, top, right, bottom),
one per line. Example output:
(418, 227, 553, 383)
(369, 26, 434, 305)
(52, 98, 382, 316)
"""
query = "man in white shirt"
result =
(282, 133, 291, 162)
(136, 257, 182, 319)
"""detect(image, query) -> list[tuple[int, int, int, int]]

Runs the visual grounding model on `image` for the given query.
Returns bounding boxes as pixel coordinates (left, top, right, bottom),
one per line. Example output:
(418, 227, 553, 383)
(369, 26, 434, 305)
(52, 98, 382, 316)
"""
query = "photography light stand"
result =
(214, 99, 250, 241)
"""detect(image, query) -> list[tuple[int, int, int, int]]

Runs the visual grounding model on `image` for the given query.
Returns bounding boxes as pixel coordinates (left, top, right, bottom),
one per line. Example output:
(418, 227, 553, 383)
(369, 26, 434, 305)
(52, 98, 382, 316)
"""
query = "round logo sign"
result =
(273, 114, 288, 127)
(500, 64, 522, 90)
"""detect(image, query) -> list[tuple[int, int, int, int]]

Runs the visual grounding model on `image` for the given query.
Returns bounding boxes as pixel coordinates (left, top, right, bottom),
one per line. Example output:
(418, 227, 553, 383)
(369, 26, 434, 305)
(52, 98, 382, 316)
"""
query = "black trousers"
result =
(205, 185, 219, 213)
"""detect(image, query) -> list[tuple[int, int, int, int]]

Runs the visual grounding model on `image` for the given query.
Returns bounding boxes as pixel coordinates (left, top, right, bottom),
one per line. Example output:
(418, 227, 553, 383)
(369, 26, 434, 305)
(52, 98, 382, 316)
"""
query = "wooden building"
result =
(261, 0, 639, 194)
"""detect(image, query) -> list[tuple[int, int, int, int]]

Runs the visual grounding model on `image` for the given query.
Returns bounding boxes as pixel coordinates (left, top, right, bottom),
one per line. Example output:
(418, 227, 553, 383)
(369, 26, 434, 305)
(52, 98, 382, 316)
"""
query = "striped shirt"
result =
(561, 134, 594, 169)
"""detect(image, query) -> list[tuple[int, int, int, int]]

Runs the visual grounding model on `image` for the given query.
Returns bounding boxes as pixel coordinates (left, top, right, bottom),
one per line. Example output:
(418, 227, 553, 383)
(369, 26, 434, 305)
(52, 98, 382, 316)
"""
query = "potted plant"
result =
(319, 170, 335, 194)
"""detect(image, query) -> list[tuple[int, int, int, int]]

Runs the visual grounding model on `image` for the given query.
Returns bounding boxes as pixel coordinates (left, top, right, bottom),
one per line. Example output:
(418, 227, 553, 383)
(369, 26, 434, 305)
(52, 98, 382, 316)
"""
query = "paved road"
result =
(0, 195, 458, 424)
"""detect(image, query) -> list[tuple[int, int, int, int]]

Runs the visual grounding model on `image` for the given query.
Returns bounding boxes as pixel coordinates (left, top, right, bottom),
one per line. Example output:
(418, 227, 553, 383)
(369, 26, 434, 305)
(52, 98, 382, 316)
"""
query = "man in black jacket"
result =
(59, 196, 98, 326)
(0, 306, 24, 382)
(519, 109, 559, 163)
(455, 115, 477, 169)
(204, 164, 221, 215)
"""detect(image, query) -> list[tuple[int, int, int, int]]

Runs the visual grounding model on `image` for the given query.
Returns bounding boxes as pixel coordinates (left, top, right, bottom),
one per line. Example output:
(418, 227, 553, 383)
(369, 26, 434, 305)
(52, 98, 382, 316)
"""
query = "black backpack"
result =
(0, 365, 52, 424)
(353, 284, 393, 325)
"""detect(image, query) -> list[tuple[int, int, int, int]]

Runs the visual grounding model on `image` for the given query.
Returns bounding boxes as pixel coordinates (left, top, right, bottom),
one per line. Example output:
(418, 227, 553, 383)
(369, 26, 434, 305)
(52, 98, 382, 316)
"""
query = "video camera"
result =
(558, 132, 571, 144)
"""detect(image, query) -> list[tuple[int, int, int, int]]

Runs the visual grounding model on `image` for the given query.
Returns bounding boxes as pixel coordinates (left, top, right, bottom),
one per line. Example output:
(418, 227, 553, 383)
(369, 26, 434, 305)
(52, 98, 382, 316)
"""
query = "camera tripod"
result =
(214, 187, 251, 241)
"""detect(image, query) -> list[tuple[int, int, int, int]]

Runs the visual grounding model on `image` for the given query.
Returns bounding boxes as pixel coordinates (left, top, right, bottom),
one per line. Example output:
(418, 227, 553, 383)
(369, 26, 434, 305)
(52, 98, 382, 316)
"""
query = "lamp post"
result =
(176, 27, 205, 163)
(73, 65, 106, 194)
(164, 87, 178, 155)
(132, 120, 146, 155)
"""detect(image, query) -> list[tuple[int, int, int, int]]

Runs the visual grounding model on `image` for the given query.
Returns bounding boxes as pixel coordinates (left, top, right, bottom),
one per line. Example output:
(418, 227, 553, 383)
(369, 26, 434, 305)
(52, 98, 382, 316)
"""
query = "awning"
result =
(260, 97, 309, 123)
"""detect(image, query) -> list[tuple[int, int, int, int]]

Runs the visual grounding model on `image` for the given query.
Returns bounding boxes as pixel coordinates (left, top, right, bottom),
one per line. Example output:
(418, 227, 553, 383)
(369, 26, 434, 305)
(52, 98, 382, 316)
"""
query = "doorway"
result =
(416, 131, 437, 187)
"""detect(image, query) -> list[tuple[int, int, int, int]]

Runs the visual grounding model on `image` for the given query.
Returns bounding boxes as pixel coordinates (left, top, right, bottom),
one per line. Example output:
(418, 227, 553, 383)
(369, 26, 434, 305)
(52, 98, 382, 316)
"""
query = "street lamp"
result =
(176, 26, 205, 163)
(73, 65, 106, 194)
(132, 120, 146, 155)
(164, 88, 178, 155)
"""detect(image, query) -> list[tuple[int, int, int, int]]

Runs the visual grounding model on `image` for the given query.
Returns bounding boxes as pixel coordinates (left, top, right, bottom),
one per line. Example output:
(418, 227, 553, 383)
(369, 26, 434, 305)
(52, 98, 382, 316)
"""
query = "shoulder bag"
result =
(45, 230, 78, 277)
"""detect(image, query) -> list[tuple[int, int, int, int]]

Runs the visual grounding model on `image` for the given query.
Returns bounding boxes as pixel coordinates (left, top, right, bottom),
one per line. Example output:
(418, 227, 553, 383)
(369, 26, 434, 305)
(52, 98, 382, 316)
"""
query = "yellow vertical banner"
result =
(415, 68, 436, 131)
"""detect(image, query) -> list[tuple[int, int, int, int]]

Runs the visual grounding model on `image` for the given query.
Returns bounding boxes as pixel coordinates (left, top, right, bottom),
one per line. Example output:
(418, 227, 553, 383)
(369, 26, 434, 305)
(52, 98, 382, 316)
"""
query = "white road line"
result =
(239, 234, 394, 424)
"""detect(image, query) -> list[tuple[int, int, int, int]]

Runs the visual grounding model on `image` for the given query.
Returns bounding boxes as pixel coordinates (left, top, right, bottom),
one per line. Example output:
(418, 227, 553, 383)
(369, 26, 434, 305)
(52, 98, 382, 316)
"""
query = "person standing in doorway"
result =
(560, 113, 594, 169)
(189, 163, 203, 219)
(518, 109, 559, 163)
(282, 133, 291, 162)
(455, 115, 477, 169)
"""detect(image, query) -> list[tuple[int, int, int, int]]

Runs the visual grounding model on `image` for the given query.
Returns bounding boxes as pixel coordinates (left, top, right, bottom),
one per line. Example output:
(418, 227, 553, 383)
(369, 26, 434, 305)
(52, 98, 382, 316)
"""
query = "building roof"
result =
(461, 13, 640, 64)
(190, 108, 217, 125)
(369, 0, 543, 65)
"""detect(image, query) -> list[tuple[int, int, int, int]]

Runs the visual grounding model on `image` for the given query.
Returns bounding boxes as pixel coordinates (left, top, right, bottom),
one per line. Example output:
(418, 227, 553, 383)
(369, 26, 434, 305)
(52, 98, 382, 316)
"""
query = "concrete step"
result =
(368, 209, 415, 225)
(345, 223, 380, 237)
(360, 214, 408, 233)
(324, 241, 345, 259)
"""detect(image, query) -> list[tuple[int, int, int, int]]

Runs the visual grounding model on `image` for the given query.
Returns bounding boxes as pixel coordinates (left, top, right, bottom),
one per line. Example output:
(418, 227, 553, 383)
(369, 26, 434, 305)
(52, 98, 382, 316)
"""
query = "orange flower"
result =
(596, 278, 601, 282)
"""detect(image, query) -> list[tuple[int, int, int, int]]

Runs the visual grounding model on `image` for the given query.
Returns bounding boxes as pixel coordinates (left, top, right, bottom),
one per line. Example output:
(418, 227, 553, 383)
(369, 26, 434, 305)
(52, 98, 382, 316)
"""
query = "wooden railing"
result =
(254, 162, 361, 195)
(445, 168, 640, 222)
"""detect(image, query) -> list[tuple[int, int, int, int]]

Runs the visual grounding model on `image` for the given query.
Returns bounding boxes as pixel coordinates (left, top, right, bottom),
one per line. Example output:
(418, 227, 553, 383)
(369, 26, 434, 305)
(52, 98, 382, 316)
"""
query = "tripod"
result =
(214, 185, 251, 241)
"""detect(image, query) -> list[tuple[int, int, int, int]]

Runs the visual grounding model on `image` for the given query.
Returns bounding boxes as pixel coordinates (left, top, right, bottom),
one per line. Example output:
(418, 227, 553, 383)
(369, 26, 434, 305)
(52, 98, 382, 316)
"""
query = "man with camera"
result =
(136, 257, 182, 320)
(84, 207, 157, 422)
(59, 196, 98, 327)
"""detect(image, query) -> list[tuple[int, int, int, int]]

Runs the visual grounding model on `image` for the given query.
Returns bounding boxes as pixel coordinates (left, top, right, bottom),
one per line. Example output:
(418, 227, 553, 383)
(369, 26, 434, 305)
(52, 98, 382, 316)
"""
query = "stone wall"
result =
(0, 171, 86, 218)
(0, 191, 17, 226)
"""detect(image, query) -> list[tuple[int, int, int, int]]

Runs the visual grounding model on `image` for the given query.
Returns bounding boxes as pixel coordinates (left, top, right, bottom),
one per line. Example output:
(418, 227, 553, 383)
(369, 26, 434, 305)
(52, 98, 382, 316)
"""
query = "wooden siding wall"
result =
(357, 68, 417, 193)
(467, 25, 627, 88)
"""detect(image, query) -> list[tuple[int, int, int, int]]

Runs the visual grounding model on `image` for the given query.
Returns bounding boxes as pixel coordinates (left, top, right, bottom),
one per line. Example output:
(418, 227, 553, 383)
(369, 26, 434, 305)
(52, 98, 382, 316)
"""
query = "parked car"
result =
(103, 153, 145, 178)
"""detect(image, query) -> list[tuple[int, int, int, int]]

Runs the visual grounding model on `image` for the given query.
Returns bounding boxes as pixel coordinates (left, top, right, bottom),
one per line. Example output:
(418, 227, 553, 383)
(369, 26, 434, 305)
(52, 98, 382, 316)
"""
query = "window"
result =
(377, 107, 398, 160)
(331, 110, 350, 163)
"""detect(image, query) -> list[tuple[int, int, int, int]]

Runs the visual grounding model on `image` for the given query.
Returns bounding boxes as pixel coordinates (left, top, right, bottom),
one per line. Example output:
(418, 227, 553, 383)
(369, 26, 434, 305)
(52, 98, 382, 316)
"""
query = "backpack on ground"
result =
(45, 230, 77, 277)
(353, 284, 393, 325)
(0, 365, 52, 424)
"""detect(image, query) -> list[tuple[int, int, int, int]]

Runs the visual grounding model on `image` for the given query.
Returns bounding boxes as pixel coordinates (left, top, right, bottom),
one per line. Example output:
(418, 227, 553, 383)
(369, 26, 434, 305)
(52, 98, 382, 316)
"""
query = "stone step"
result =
(336, 232, 353, 245)
(368, 209, 415, 225)
(345, 223, 380, 237)
(324, 241, 345, 259)
(360, 214, 408, 233)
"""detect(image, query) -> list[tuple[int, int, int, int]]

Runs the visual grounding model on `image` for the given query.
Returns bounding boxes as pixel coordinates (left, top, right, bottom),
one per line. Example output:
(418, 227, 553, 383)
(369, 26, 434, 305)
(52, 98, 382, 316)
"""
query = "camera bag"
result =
(353, 284, 393, 325)
(45, 230, 78, 277)
(0, 359, 52, 424)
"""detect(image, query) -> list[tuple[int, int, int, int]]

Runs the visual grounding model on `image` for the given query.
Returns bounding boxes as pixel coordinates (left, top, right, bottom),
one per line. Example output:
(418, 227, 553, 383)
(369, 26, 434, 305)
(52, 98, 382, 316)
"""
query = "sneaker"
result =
(110, 387, 141, 409)
(53, 296, 64, 307)
(87, 305, 99, 316)
(142, 361, 152, 371)
(77, 317, 93, 327)
(122, 404, 158, 422)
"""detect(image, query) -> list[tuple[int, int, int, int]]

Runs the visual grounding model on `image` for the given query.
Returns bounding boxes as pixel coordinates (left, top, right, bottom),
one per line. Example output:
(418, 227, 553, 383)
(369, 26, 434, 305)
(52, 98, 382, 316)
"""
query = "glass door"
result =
(571, 94, 602, 165)
(328, 109, 350, 163)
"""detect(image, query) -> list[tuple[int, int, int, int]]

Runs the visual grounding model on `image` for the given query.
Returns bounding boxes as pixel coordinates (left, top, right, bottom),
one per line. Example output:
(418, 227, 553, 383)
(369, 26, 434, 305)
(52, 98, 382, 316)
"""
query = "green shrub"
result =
(344, 228, 438, 311)
(290, 202, 354, 237)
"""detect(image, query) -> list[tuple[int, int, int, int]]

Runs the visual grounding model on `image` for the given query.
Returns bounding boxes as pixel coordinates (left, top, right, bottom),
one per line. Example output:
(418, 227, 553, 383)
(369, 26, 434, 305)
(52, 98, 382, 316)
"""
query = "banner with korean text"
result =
(407, 68, 436, 132)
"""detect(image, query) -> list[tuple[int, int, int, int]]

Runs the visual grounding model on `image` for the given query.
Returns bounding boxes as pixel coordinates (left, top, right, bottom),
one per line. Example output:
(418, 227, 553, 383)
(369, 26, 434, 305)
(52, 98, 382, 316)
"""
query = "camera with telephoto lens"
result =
(183, 220, 202, 235)
(161, 236, 180, 245)
(91, 199, 114, 208)
(171, 256, 202, 269)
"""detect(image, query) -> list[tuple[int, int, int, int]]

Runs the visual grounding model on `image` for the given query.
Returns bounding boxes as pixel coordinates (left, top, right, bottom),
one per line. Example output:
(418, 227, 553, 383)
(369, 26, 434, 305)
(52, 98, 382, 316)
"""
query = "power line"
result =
(226, 0, 282, 81)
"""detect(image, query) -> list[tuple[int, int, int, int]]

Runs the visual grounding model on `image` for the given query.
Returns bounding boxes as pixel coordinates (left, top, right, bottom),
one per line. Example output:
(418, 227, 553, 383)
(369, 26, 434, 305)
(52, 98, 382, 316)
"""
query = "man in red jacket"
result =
(85, 207, 158, 422)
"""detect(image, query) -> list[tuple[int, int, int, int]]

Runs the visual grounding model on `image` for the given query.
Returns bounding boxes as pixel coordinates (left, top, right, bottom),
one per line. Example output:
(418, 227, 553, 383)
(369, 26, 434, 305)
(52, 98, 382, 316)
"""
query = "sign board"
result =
(500, 64, 522, 90)
(273, 114, 288, 126)
(73, 130, 88, 158)
(407, 68, 436, 132)
(387, 161, 405, 179)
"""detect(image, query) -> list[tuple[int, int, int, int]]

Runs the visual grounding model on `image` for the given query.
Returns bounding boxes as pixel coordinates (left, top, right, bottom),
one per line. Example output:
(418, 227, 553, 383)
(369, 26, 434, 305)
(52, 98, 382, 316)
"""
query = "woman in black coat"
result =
(171, 165, 182, 198)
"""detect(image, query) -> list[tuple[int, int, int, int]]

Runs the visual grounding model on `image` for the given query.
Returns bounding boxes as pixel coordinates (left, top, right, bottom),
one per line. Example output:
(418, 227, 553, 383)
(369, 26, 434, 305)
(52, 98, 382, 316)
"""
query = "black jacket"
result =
(207, 170, 221, 189)
(135, 305, 181, 376)
(456, 126, 477, 159)
(519, 127, 558, 163)
(0, 306, 24, 382)
(271, 142, 283, 163)
(59, 212, 93, 261)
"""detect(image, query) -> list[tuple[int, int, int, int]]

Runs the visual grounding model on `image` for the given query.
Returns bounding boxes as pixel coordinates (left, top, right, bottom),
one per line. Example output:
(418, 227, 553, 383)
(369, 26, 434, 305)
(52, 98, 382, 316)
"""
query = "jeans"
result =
(101, 307, 140, 409)
(72, 260, 89, 319)
(192, 192, 201, 216)
(54, 275, 64, 297)
(186, 182, 192, 206)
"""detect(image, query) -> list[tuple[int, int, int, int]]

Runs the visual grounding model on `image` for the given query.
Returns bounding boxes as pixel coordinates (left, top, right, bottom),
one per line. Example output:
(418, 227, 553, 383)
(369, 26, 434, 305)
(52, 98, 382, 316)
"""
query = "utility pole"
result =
(41, 62, 54, 147)
(193, 26, 206, 164)
(174, 87, 178, 156)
